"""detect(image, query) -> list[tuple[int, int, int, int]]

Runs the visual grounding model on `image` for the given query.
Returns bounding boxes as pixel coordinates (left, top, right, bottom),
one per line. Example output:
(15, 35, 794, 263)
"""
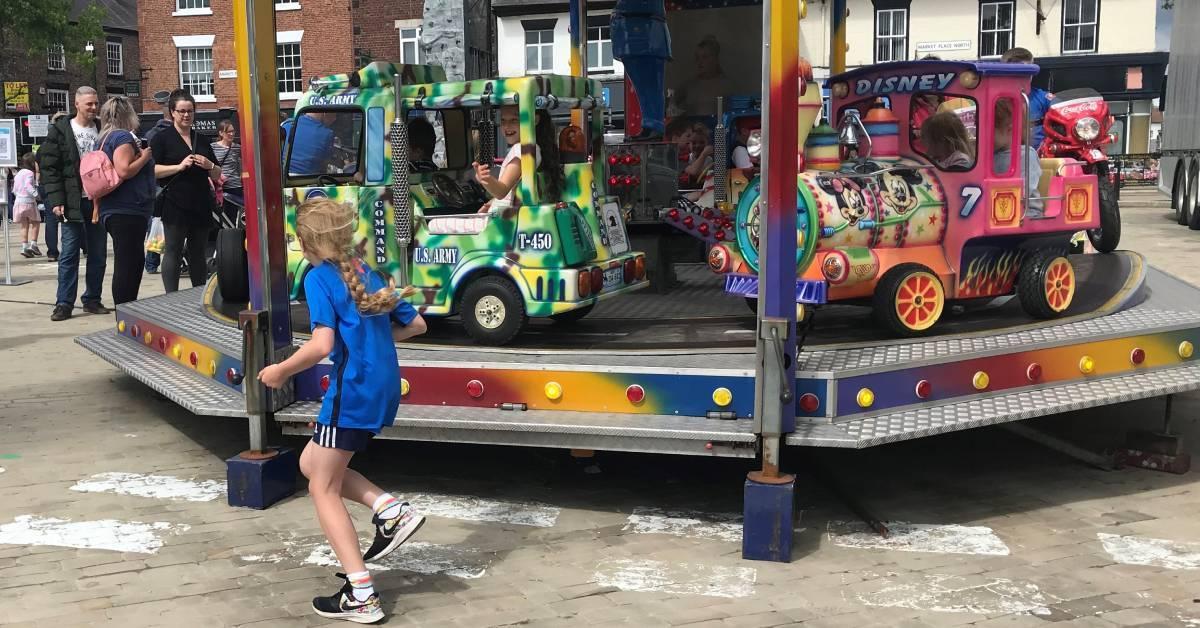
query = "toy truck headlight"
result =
(747, 130, 763, 158)
(1074, 117, 1101, 141)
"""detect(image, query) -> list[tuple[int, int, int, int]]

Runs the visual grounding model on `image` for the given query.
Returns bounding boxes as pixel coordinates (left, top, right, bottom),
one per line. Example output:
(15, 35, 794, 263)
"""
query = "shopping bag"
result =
(145, 217, 166, 254)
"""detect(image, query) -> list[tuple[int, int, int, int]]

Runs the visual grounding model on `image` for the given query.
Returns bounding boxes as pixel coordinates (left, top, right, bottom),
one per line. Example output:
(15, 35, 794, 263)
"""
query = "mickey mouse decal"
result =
(817, 176, 871, 226)
(879, 169, 925, 216)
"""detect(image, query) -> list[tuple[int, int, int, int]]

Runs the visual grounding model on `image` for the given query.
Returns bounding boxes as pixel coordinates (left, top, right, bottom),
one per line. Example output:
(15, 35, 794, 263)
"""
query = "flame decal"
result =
(957, 249, 1025, 298)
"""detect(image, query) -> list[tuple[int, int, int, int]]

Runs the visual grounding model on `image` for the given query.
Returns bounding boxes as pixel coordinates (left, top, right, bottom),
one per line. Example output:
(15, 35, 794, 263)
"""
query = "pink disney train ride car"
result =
(668, 60, 1111, 336)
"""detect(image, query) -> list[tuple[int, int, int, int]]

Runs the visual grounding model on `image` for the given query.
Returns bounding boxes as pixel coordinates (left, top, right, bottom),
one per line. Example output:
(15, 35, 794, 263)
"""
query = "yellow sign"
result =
(4, 82, 29, 113)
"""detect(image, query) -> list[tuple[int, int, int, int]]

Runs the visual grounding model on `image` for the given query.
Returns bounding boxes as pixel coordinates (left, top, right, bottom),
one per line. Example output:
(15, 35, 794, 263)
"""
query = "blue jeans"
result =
(56, 204, 108, 308)
(41, 207, 59, 257)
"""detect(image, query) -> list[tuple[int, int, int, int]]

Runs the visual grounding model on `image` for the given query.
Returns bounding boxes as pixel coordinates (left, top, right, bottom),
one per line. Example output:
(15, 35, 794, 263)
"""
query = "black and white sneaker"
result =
(362, 502, 425, 563)
(311, 573, 384, 624)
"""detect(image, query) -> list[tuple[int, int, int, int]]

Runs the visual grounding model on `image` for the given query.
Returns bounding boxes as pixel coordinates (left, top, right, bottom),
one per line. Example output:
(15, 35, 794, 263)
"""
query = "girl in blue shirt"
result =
(259, 198, 427, 624)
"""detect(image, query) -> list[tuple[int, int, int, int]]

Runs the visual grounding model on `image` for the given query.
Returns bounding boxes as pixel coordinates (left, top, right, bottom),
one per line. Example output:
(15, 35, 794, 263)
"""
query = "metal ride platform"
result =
(78, 252, 1200, 457)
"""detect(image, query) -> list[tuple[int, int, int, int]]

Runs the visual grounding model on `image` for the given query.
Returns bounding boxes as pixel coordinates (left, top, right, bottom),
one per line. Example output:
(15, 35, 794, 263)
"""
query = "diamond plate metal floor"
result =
(76, 330, 245, 418)
(275, 401, 758, 458)
(787, 361, 1200, 448)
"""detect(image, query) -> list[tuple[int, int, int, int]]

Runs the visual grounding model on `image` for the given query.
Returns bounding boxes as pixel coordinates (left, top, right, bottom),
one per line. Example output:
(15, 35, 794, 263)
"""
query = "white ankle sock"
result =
(372, 493, 403, 520)
(347, 570, 374, 602)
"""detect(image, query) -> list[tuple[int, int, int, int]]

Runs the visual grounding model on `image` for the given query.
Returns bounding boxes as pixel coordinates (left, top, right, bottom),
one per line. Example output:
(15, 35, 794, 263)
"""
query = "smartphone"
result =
(137, 137, 149, 150)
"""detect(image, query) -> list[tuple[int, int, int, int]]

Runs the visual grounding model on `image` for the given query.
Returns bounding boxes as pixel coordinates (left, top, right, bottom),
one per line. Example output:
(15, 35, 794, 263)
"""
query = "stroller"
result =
(193, 192, 245, 278)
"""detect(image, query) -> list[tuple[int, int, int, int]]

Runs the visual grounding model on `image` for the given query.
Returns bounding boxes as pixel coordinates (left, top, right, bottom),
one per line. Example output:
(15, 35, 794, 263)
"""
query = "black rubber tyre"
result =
(1088, 174, 1121, 253)
(1188, 160, 1200, 231)
(871, 263, 945, 337)
(550, 304, 595, 324)
(1018, 248, 1075, 320)
(460, 276, 527, 346)
(216, 228, 249, 303)
(1172, 159, 1188, 224)
(744, 297, 758, 314)
(1179, 157, 1194, 227)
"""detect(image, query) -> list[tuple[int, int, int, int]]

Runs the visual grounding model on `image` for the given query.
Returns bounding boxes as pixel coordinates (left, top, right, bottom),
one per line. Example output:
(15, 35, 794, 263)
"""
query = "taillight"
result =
(590, 267, 604, 293)
(623, 259, 636, 284)
(578, 272, 591, 298)
(635, 256, 646, 280)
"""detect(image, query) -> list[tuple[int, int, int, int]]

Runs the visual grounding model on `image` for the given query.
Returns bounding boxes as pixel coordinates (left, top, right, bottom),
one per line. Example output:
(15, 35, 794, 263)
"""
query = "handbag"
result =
(154, 130, 194, 218)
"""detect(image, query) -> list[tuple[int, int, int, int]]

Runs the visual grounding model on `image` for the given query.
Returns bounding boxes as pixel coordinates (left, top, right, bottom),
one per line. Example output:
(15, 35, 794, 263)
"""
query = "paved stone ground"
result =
(0, 189, 1198, 628)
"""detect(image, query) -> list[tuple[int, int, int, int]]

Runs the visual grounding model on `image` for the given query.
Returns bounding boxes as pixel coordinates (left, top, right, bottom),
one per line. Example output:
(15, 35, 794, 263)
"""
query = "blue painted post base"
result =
(742, 473, 796, 562)
(226, 447, 298, 509)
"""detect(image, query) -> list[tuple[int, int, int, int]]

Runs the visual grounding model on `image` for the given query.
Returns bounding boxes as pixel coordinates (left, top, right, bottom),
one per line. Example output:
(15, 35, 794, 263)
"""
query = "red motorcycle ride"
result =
(1039, 87, 1121, 252)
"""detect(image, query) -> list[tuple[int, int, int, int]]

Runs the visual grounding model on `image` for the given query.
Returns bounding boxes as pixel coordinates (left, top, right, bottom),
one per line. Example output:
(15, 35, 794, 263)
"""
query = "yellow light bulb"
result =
(117, 321, 126, 333)
(972, 371, 990, 390)
(856, 388, 874, 408)
(545, 381, 563, 401)
(1180, 341, 1195, 359)
(401, 378, 411, 396)
(172, 345, 182, 359)
(1079, 356, 1095, 374)
(143, 332, 152, 345)
(712, 387, 733, 407)
(208, 361, 217, 376)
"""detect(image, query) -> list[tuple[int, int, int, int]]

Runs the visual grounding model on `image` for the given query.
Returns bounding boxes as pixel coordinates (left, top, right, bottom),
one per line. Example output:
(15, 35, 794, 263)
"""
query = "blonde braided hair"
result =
(295, 198, 413, 314)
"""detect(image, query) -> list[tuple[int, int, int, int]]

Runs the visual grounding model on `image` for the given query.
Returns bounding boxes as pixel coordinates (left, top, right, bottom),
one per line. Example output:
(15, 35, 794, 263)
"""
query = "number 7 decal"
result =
(960, 186, 983, 218)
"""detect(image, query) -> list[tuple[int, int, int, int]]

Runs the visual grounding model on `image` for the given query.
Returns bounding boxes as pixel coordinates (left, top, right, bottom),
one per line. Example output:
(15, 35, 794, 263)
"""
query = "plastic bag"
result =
(145, 217, 165, 254)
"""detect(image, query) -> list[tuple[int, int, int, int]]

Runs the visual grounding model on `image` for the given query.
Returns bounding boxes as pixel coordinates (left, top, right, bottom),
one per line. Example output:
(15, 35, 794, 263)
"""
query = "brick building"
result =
(1, 0, 141, 123)
(138, 0, 427, 114)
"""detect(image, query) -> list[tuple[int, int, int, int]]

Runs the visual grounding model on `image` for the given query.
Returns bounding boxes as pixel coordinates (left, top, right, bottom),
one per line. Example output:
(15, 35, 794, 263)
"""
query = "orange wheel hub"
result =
(895, 271, 944, 331)
(1044, 257, 1075, 313)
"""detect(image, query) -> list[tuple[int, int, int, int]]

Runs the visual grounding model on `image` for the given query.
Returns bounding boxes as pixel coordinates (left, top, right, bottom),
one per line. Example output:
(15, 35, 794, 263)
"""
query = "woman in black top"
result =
(151, 89, 221, 292)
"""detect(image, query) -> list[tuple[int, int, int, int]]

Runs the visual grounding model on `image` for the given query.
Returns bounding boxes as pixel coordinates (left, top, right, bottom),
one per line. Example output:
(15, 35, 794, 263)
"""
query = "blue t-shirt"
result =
(282, 115, 335, 176)
(305, 260, 419, 433)
(99, 130, 156, 221)
(1029, 88, 1052, 150)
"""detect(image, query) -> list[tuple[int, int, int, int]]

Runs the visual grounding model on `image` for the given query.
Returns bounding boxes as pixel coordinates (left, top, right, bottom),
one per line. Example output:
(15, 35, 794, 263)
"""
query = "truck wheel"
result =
(1088, 176, 1121, 252)
(460, 276, 527, 346)
(872, 263, 945, 337)
(1172, 159, 1189, 224)
(1189, 160, 1200, 231)
(216, 228, 249, 303)
(1180, 158, 1194, 227)
(550, 304, 594, 324)
(1018, 249, 1075, 319)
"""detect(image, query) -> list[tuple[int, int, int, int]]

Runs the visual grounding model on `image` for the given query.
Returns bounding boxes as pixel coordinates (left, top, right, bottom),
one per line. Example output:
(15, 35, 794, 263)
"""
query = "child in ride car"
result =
(473, 105, 564, 212)
(993, 99, 1043, 217)
(919, 112, 973, 171)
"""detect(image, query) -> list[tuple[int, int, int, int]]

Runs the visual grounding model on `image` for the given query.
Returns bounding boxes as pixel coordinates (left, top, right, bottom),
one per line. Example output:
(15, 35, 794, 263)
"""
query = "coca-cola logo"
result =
(1051, 97, 1104, 117)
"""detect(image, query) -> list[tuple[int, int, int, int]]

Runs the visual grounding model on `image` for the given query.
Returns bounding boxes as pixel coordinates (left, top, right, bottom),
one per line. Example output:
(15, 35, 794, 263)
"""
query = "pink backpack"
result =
(80, 131, 122, 200)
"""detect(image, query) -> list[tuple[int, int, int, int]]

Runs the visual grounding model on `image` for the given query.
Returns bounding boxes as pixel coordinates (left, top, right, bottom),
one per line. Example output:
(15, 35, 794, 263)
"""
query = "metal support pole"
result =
(568, 0, 588, 129)
(830, 0, 847, 75)
(0, 172, 31, 287)
(743, 0, 799, 563)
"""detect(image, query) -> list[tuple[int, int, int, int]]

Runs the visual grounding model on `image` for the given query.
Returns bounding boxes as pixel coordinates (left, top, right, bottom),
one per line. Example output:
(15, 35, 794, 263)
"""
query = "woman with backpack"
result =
(94, 96, 156, 304)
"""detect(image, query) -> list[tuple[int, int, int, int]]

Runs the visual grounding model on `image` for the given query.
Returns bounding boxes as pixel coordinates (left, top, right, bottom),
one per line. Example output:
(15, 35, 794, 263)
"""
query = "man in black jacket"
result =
(41, 86, 110, 321)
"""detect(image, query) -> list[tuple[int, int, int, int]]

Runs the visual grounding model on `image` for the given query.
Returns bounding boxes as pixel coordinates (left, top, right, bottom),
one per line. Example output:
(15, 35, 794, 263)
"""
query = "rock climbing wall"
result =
(422, 0, 466, 81)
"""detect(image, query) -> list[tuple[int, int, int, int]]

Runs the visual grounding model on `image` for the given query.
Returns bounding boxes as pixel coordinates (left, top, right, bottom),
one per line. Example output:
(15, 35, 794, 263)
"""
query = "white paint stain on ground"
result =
(241, 538, 491, 579)
(1098, 533, 1200, 570)
(623, 507, 743, 543)
(856, 573, 1054, 615)
(827, 521, 1010, 556)
(403, 493, 559, 528)
(594, 557, 756, 599)
(0, 467, 5, 474)
(0, 515, 189, 554)
(70, 472, 226, 503)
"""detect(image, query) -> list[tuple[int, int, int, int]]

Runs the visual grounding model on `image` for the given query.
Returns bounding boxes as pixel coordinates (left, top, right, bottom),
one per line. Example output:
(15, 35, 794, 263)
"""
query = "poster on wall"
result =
(4, 82, 29, 113)
(0, 119, 18, 167)
(664, 6, 763, 119)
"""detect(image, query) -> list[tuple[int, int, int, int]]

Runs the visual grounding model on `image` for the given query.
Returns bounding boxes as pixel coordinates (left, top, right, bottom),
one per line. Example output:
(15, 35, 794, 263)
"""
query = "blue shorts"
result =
(312, 423, 374, 453)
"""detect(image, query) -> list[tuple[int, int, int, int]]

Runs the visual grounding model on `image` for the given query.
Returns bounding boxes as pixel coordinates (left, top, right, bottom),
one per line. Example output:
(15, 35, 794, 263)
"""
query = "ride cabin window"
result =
(285, 109, 364, 181)
(911, 93, 977, 171)
(405, 109, 470, 173)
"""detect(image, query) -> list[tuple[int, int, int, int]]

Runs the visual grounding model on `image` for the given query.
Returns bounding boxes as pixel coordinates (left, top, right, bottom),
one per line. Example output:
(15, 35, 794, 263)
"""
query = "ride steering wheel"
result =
(317, 174, 340, 187)
(432, 173, 466, 208)
(733, 177, 819, 276)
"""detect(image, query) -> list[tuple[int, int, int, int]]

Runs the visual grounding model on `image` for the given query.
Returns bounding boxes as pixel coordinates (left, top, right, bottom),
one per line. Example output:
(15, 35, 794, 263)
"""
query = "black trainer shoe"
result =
(50, 304, 72, 321)
(311, 573, 384, 624)
(29, 244, 41, 257)
(82, 302, 112, 315)
(362, 502, 425, 563)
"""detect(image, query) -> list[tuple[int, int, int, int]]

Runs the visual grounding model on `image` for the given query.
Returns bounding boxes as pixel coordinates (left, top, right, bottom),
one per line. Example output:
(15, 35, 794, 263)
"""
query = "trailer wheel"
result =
(1088, 174, 1121, 252)
(1172, 158, 1189, 224)
(1180, 158, 1195, 227)
(1188, 160, 1200, 231)
(872, 263, 945, 337)
(216, 228, 249, 304)
(1019, 249, 1075, 319)
(550, 304, 594, 324)
(460, 276, 527, 346)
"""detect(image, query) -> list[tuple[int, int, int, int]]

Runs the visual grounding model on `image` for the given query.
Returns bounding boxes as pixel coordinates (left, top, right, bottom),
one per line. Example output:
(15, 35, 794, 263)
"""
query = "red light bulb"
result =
(466, 379, 485, 398)
(915, 380, 932, 399)
(626, 385, 646, 404)
(608, 155, 619, 166)
(1026, 363, 1043, 381)
(609, 175, 620, 186)
(715, 229, 726, 240)
(320, 375, 330, 391)
(698, 223, 710, 236)
(667, 208, 680, 221)
(798, 393, 819, 413)
(683, 216, 695, 228)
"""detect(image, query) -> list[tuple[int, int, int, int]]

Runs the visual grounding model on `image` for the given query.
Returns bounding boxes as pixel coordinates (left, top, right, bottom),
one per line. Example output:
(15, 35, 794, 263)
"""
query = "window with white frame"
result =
(979, 1, 1014, 58)
(587, 25, 613, 73)
(46, 89, 69, 113)
(1063, 0, 1099, 54)
(106, 40, 123, 76)
(179, 47, 214, 97)
(398, 26, 421, 64)
(875, 8, 907, 62)
(277, 43, 303, 96)
(177, 0, 210, 9)
(47, 44, 65, 71)
(525, 28, 555, 74)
